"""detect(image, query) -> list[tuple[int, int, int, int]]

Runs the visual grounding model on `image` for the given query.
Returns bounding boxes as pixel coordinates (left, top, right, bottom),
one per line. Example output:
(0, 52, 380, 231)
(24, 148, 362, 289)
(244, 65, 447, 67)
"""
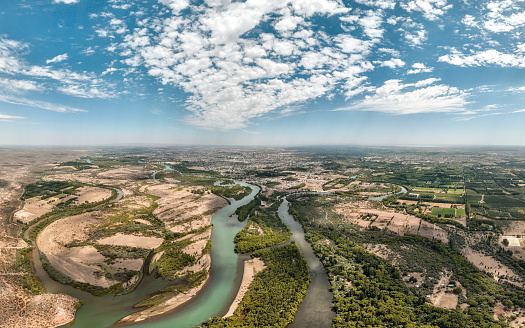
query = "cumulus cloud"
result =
(46, 53, 68, 64)
(401, 0, 452, 21)
(113, 0, 381, 129)
(407, 62, 433, 74)
(335, 78, 468, 114)
(381, 58, 405, 68)
(439, 49, 525, 68)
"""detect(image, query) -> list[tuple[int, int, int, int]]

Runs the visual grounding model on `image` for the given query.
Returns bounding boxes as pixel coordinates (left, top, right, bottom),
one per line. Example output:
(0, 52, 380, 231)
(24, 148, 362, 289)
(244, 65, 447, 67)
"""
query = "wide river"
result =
(31, 180, 259, 328)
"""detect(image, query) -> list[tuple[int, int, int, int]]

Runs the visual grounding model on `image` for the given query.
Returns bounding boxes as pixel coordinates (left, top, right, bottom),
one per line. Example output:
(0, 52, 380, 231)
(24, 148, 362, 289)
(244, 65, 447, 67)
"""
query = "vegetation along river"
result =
(28, 174, 260, 327)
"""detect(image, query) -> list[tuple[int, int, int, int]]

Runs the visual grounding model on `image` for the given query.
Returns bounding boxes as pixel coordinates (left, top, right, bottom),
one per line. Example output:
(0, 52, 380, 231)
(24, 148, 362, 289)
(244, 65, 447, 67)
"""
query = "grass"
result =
(431, 207, 457, 218)
(288, 183, 306, 190)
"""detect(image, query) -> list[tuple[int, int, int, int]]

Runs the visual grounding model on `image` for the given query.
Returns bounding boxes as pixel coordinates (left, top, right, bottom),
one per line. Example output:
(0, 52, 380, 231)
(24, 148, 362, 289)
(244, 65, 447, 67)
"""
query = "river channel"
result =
(28, 173, 259, 327)
(278, 198, 335, 328)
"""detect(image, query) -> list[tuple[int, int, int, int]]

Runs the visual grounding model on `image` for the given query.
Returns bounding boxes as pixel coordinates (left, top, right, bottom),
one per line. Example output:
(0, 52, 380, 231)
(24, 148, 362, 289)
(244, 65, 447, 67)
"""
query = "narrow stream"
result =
(278, 198, 335, 328)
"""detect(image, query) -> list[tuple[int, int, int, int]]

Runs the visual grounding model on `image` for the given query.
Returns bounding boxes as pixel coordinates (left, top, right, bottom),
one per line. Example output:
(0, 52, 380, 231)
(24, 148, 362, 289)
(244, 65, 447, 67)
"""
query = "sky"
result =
(1, 0, 525, 146)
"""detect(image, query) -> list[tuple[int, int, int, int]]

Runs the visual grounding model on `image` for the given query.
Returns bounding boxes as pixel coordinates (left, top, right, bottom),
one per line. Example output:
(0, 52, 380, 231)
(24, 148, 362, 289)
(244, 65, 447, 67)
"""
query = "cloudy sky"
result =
(1, 0, 525, 146)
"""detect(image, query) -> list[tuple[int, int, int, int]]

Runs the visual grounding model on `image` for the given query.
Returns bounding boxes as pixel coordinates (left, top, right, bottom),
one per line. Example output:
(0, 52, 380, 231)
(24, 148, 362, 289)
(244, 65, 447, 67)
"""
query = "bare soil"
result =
(334, 201, 449, 243)
(96, 233, 163, 249)
(37, 212, 119, 287)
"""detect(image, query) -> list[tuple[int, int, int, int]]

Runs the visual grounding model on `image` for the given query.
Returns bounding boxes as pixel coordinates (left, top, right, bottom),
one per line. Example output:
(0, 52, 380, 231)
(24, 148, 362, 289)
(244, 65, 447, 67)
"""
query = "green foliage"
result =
(155, 245, 196, 280)
(94, 245, 150, 262)
(234, 202, 290, 254)
(235, 197, 260, 222)
(211, 185, 251, 200)
(136, 270, 208, 308)
(16, 247, 43, 294)
(288, 183, 306, 190)
(203, 244, 309, 328)
(289, 195, 525, 328)
(202, 240, 212, 254)
(29, 189, 116, 240)
(431, 207, 457, 218)
(86, 157, 141, 169)
(383, 197, 465, 229)
(234, 220, 290, 254)
(156, 171, 218, 186)
(22, 181, 80, 200)
(59, 161, 93, 170)
(323, 178, 355, 190)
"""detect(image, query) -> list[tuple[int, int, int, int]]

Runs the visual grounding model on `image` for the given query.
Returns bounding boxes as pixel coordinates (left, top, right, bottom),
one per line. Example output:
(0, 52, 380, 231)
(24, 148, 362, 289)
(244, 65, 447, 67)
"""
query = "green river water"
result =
(32, 181, 259, 328)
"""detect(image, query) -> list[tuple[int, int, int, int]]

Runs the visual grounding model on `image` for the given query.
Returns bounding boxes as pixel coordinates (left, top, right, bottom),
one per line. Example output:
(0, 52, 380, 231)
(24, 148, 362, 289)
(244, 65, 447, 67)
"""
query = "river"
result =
(278, 198, 334, 328)
(27, 170, 260, 327)
(368, 186, 408, 201)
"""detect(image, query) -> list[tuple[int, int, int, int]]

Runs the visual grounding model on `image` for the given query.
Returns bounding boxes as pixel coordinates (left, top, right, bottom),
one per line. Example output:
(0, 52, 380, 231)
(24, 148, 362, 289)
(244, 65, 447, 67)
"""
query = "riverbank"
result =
(223, 257, 266, 318)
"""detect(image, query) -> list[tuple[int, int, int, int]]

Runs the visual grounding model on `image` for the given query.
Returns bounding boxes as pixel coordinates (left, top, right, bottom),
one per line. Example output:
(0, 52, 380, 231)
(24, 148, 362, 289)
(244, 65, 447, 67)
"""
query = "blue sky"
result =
(1, 0, 525, 146)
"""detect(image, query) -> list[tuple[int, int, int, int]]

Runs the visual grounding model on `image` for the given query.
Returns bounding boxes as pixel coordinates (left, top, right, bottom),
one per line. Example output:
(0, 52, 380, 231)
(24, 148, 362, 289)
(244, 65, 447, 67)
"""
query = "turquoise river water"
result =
(31, 180, 259, 328)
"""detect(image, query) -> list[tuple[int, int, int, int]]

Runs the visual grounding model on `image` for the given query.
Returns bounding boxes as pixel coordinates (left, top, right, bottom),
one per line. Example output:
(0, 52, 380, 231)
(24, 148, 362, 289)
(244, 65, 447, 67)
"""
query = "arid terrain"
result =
(1, 149, 236, 327)
(0, 148, 90, 328)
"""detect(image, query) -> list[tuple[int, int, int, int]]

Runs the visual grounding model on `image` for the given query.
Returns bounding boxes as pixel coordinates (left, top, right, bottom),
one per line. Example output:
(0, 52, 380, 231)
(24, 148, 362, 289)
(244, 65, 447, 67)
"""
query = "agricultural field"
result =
(430, 207, 465, 218)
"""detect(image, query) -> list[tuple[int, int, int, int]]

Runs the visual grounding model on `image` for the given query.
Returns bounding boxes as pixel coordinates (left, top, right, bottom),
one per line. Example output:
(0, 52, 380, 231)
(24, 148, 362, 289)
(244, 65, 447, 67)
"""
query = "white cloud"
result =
(159, 0, 189, 12)
(57, 85, 116, 99)
(401, 0, 452, 21)
(453, 112, 502, 121)
(439, 49, 525, 68)
(508, 86, 525, 93)
(114, 0, 372, 129)
(0, 78, 43, 93)
(46, 53, 68, 64)
(462, 14, 478, 28)
(0, 38, 27, 74)
(405, 28, 427, 46)
(0, 113, 26, 122)
(355, 0, 396, 10)
(359, 10, 385, 39)
(335, 78, 468, 114)
(0, 93, 85, 112)
(381, 58, 405, 68)
(0, 36, 115, 109)
(82, 47, 96, 56)
(407, 62, 433, 74)
(53, 0, 80, 4)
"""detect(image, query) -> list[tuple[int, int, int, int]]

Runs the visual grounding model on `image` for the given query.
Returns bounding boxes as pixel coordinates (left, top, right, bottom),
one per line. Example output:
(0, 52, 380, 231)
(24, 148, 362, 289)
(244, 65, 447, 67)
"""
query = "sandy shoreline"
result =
(223, 257, 266, 318)
(116, 275, 211, 325)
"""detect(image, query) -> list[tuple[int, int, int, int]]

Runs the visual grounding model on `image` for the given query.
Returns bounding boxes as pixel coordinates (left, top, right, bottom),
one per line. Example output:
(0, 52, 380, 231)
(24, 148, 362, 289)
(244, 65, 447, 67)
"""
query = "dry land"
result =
(334, 200, 449, 243)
